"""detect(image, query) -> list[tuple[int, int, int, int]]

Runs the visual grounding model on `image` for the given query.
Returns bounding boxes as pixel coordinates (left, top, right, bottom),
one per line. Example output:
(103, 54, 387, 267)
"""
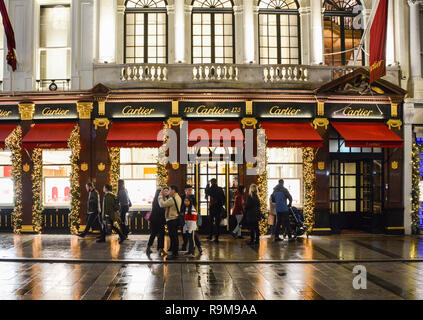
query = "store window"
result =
(192, 0, 234, 64)
(329, 136, 382, 154)
(120, 148, 158, 209)
(267, 148, 303, 207)
(124, 0, 168, 64)
(0, 151, 13, 205)
(42, 150, 71, 207)
(323, 0, 364, 66)
(258, 0, 300, 65)
(39, 5, 71, 86)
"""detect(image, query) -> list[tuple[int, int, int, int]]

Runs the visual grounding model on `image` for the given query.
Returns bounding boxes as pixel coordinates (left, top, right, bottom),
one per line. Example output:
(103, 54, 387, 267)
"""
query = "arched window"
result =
(191, 0, 234, 64)
(258, 0, 300, 65)
(124, 0, 168, 64)
(323, 0, 364, 66)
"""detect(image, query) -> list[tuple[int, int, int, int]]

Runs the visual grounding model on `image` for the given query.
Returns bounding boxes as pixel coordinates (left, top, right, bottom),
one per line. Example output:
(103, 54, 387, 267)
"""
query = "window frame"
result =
(124, 0, 169, 64)
(191, 0, 235, 64)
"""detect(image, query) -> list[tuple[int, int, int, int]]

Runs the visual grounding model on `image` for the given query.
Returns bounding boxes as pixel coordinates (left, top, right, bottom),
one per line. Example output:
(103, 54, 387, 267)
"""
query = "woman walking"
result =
(181, 197, 202, 256)
(244, 184, 262, 246)
(147, 188, 168, 256)
(231, 185, 245, 239)
(117, 179, 132, 238)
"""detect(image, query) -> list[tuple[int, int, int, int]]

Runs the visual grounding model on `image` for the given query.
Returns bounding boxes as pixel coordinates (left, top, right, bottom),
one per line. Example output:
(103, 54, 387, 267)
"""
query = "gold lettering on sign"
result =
(41, 107, 71, 116)
(0, 109, 12, 117)
(195, 105, 229, 115)
(122, 106, 155, 116)
(342, 107, 373, 117)
(269, 106, 301, 116)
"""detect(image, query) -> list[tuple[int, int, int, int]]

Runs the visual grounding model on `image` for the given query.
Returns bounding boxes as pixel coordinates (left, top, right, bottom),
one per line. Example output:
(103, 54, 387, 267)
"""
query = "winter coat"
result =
(244, 194, 262, 225)
(231, 190, 245, 216)
(88, 189, 100, 214)
(205, 183, 225, 209)
(271, 184, 293, 213)
(102, 192, 120, 223)
(158, 193, 182, 221)
(151, 190, 166, 227)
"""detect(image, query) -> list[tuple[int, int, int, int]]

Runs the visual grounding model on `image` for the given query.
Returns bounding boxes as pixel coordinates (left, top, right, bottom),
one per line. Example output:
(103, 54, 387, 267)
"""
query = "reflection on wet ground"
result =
(1, 233, 423, 300)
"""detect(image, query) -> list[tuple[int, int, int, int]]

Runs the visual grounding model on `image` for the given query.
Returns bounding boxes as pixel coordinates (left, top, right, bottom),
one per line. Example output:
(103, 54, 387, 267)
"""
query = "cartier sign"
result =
(34, 104, 77, 120)
(254, 102, 315, 118)
(180, 102, 245, 118)
(107, 102, 172, 118)
(0, 105, 20, 120)
(327, 103, 389, 119)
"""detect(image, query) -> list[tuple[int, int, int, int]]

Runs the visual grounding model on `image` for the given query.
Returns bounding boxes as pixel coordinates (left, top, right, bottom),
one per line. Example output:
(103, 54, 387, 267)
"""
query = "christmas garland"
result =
(157, 125, 169, 188)
(31, 148, 43, 233)
(257, 127, 268, 235)
(411, 143, 422, 233)
(303, 147, 316, 233)
(68, 125, 81, 235)
(5, 126, 23, 234)
(109, 147, 120, 194)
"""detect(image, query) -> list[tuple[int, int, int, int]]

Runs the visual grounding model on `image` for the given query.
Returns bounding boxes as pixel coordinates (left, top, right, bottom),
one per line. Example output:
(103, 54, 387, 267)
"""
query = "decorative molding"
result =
(171, 162, 179, 170)
(98, 101, 106, 116)
(241, 117, 257, 129)
(391, 103, 398, 118)
(172, 100, 179, 115)
(23, 163, 30, 172)
(246, 101, 253, 115)
(77, 102, 94, 119)
(80, 162, 88, 172)
(93, 118, 110, 130)
(387, 119, 403, 130)
(18, 103, 35, 121)
(391, 161, 399, 170)
(313, 118, 329, 130)
(246, 163, 254, 169)
(167, 117, 183, 127)
(317, 101, 325, 116)
(317, 162, 325, 171)
(98, 162, 106, 172)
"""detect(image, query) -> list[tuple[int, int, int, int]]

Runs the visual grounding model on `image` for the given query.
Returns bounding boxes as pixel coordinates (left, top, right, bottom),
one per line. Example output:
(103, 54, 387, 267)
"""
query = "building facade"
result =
(0, 0, 416, 235)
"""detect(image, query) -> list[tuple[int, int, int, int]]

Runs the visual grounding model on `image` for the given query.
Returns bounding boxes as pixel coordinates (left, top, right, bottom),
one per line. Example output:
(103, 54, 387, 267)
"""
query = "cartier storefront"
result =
(0, 69, 407, 235)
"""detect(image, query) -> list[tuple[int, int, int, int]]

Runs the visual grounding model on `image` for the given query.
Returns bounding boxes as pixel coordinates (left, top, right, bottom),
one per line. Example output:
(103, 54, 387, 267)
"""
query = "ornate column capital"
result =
(18, 103, 35, 121)
(77, 102, 94, 119)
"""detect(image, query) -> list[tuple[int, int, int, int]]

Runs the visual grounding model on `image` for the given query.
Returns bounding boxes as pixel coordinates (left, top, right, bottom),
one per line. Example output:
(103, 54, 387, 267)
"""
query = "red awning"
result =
(332, 122, 403, 148)
(22, 123, 76, 149)
(106, 122, 164, 148)
(261, 122, 323, 148)
(188, 121, 244, 147)
(0, 124, 17, 149)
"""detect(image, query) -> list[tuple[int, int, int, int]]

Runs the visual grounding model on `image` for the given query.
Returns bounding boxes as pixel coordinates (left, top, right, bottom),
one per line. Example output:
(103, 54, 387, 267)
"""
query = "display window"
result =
(0, 151, 13, 206)
(42, 150, 71, 207)
(120, 148, 158, 209)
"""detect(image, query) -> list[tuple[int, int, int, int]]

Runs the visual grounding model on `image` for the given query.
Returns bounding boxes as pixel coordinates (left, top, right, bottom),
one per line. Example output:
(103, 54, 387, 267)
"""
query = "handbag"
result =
(220, 218, 228, 227)
(144, 211, 152, 221)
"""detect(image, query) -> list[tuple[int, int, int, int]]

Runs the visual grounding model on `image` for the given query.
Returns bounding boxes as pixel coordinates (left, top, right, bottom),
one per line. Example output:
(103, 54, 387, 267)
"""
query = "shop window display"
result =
(0, 151, 13, 205)
(42, 150, 71, 206)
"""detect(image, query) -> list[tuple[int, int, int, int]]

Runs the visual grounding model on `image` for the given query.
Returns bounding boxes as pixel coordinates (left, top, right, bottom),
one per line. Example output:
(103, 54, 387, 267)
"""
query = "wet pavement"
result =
(1, 233, 423, 300)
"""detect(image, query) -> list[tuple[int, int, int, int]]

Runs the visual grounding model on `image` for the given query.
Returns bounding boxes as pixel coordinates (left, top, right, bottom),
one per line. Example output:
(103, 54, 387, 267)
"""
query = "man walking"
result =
(158, 185, 182, 259)
(205, 178, 225, 243)
(77, 182, 101, 238)
(271, 179, 293, 242)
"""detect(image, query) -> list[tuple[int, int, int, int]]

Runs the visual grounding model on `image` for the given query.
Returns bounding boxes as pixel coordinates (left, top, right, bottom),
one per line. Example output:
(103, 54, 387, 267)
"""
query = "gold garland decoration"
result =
(5, 126, 23, 234)
(157, 124, 169, 188)
(68, 125, 81, 235)
(411, 143, 422, 233)
(31, 148, 43, 234)
(256, 127, 268, 235)
(303, 147, 316, 233)
(109, 147, 120, 194)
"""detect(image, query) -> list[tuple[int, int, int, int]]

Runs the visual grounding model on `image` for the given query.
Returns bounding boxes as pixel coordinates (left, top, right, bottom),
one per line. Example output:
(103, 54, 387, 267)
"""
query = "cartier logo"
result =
(122, 106, 155, 116)
(0, 109, 12, 117)
(41, 107, 70, 116)
(342, 107, 373, 117)
(269, 106, 301, 116)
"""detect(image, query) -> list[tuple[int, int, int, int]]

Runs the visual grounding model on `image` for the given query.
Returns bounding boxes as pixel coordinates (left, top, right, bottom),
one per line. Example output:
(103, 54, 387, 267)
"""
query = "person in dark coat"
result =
(147, 188, 167, 256)
(205, 178, 225, 243)
(77, 182, 101, 238)
(231, 185, 245, 239)
(181, 184, 197, 251)
(271, 179, 293, 242)
(117, 179, 132, 239)
(244, 184, 262, 246)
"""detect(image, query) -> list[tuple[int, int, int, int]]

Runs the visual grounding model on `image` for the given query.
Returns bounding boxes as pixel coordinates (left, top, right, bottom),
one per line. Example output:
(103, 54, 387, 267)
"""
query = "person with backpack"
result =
(271, 179, 293, 242)
(117, 179, 132, 239)
(205, 178, 225, 243)
(97, 184, 126, 244)
(158, 185, 182, 259)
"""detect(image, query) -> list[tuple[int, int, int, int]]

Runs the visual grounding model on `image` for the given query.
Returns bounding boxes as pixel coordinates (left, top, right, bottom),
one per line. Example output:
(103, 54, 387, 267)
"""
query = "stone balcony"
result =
(93, 63, 402, 90)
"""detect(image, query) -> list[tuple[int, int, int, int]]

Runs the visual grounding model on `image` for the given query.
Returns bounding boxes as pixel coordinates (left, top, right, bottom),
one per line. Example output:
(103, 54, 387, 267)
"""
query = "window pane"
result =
(40, 48, 70, 79)
(0, 151, 11, 165)
(40, 6, 70, 48)
(44, 177, 70, 206)
(125, 179, 156, 208)
(0, 178, 13, 205)
(42, 150, 71, 165)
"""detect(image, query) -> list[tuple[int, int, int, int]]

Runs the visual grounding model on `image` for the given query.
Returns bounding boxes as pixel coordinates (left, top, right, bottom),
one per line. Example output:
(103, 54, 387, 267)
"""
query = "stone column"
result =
(253, 5, 259, 65)
(173, 0, 185, 63)
(233, 5, 244, 64)
(386, 0, 396, 65)
(243, 0, 255, 63)
(167, 5, 176, 63)
(363, 8, 371, 66)
(394, 0, 410, 89)
(403, 100, 415, 235)
(310, 0, 324, 65)
(299, 7, 311, 65)
(184, 5, 193, 63)
(409, 1, 422, 79)
(116, 4, 125, 64)
(97, 0, 116, 63)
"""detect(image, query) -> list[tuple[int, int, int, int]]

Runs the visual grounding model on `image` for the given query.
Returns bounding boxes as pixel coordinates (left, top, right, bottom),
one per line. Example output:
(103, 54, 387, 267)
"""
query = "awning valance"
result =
(22, 123, 76, 149)
(332, 122, 403, 148)
(261, 122, 323, 148)
(188, 121, 244, 147)
(106, 122, 164, 148)
(0, 124, 17, 149)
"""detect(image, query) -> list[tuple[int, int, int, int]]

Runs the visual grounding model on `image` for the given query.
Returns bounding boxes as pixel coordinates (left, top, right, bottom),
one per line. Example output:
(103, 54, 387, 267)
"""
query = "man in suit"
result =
(77, 182, 102, 238)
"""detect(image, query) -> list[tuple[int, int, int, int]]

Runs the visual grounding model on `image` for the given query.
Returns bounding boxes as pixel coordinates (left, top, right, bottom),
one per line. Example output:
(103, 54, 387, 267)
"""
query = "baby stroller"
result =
(285, 207, 306, 238)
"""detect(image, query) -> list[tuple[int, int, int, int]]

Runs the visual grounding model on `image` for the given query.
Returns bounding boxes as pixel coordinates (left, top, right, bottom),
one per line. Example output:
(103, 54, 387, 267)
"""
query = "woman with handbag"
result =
(117, 179, 132, 239)
(231, 185, 245, 239)
(244, 184, 263, 246)
(146, 188, 168, 256)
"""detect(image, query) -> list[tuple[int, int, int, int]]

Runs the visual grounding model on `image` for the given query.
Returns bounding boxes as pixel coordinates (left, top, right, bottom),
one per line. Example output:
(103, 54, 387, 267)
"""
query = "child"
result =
(182, 197, 202, 256)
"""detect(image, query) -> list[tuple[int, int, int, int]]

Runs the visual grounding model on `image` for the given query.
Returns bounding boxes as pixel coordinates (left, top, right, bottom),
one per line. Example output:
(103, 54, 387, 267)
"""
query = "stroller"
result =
(285, 207, 306, 238)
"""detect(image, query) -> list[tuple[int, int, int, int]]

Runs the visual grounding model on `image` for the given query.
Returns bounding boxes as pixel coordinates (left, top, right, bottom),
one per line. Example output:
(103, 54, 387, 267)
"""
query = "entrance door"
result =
(330, 159, 383, 231)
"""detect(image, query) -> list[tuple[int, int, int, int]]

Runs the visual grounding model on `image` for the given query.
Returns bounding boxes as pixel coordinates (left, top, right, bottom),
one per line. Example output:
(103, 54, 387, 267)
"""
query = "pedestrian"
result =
(231, 185, 245, 239)
(181, 197, 202, 256)
(117, 179, 132, 239)
(205, 178, 225, 243)
(271, 179, 293, 242)
(268, 188, 278, 239)
(158, 185, 182, 259)
(77, 182, 102, 238)
(244, 184, 263, 246)
(181, 184, 196, 252)
(97, 184, 126, 244)
(146, 188, 167, 256)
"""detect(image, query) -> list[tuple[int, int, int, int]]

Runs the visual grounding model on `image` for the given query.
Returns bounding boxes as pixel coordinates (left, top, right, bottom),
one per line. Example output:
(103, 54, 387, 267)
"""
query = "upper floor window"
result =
(39, 5, 71, 83)
(258, 1, 300, 65)
(192, 0, 234, 64)
(323, 0, 364, 66)
(125, 0, 168, 64)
